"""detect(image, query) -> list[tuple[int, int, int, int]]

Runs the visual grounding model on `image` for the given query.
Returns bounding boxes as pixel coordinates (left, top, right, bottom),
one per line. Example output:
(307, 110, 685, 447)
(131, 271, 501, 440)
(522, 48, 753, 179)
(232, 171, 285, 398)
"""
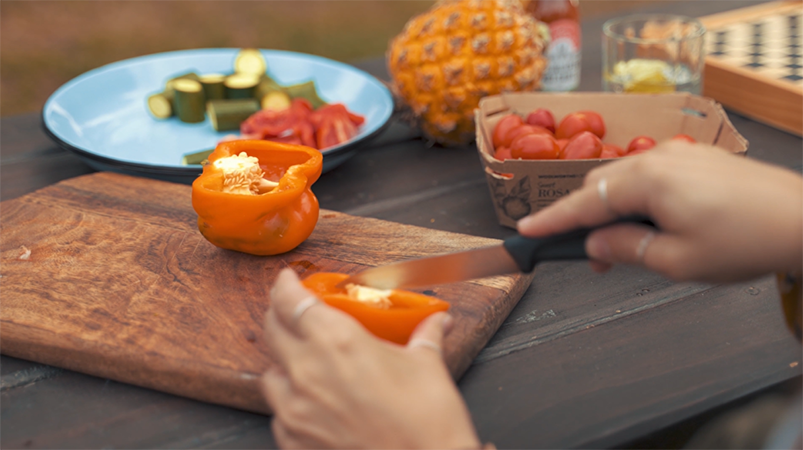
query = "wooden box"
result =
(700, 1, 803, 135)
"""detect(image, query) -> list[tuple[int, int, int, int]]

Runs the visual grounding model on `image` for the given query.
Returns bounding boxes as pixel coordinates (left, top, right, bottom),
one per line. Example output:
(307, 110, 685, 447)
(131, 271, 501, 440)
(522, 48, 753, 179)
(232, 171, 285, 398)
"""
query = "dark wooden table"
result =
(3, 1, 801, 448)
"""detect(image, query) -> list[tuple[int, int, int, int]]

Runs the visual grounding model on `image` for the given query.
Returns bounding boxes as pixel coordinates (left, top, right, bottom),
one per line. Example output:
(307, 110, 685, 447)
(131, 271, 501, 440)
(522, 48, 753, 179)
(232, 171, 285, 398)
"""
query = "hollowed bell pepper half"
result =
(191, 139, 322, 256)
(301, 272, 451, 345)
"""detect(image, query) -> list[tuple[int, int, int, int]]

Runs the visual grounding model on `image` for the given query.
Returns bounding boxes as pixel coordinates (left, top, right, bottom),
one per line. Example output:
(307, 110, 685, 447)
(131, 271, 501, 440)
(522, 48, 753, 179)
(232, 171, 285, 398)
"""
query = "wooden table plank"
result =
(1, 371, 275, 449)
(3, 1, 802, 448)
(464, 276, 801, 449)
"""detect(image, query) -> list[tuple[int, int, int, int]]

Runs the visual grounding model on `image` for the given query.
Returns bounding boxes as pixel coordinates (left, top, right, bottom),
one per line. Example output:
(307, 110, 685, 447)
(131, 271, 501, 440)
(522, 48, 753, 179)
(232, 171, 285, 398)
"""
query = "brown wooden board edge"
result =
(0, 321, 271, 414)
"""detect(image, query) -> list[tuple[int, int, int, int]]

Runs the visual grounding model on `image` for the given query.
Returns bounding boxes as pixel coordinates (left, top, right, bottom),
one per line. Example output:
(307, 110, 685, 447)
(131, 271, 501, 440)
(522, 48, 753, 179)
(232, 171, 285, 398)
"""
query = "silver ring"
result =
(292, 296, 320, 324)
(408, 338, 442, 355)
(636, 231, 656, 263)
(597, 178, 615, 214)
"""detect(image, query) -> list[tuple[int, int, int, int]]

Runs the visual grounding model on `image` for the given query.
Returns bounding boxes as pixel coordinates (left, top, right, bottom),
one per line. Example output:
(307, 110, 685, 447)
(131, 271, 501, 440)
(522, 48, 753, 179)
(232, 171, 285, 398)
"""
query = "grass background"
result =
(1, 1, 660, 117)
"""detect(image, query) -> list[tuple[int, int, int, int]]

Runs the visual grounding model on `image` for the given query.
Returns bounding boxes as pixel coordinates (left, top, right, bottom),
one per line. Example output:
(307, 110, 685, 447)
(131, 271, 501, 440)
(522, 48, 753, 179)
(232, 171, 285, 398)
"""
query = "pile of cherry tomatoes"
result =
(491, 108, 696, 161)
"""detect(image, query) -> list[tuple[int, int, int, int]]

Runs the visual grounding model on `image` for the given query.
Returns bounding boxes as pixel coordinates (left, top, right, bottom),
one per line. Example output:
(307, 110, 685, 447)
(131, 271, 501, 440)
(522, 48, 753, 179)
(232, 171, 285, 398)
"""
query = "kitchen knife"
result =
(338, 216, 655, 290)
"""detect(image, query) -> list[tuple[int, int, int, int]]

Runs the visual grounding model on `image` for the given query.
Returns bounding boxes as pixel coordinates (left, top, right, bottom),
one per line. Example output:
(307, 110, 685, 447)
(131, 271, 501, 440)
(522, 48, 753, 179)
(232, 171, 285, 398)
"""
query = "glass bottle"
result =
(527, 0, 582, 91)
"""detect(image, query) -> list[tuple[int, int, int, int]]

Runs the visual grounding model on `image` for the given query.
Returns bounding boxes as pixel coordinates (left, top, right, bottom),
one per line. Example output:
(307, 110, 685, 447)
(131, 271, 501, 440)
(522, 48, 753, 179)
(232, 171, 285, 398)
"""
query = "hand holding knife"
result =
(338, 216, 656, 290)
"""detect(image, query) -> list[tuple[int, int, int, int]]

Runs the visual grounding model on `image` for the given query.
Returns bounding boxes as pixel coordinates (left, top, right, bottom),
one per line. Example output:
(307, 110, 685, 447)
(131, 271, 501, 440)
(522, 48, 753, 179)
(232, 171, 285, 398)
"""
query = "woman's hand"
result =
(518, 142, 803, 282)
(261, 268, 481, 449)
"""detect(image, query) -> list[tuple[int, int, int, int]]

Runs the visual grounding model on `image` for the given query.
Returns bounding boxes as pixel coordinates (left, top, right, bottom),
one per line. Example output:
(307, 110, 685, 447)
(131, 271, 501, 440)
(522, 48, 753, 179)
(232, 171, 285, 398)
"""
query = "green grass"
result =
(0, 1, 434, 116)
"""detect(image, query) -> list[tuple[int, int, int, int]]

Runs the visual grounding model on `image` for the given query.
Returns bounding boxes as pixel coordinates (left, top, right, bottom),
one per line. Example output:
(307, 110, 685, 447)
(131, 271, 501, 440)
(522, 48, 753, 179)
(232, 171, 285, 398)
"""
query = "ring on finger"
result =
(408, 338, 442, 355)
(597, 177, 616, 215)
(636, 231, 656, 263)
(292, 296, 321, 324)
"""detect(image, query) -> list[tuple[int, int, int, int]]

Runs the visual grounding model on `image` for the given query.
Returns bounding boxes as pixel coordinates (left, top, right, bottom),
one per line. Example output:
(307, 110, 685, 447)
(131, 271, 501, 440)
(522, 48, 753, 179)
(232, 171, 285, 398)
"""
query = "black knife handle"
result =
(502, 215, 656, 273)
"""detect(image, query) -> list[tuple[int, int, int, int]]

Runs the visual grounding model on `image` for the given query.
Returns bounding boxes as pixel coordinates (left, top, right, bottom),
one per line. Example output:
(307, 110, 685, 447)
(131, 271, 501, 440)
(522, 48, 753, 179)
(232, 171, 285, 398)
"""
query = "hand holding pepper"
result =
(261, 268, 481, 449)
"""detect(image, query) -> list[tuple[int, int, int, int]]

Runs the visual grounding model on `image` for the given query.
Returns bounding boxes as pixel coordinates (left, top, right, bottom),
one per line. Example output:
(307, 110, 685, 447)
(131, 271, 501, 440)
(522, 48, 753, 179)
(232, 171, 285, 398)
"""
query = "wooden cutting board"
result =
(0, 172, 534, 414)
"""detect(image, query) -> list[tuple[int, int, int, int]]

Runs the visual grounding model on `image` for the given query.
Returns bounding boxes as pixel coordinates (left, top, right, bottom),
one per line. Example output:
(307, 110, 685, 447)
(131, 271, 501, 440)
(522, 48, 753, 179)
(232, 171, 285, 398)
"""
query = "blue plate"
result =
(42, 48, 394, 183)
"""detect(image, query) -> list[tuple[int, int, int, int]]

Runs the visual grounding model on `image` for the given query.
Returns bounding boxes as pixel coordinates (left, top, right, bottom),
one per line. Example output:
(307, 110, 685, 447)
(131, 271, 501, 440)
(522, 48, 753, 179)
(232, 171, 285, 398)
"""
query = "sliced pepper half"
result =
(192, 139, 322, 256)
(301, 272, 451, 345)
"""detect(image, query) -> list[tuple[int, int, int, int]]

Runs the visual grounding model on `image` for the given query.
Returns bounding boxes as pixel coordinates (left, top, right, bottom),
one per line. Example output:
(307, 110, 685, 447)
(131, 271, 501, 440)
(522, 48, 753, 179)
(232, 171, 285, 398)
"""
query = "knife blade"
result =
(338, 216, 655, 290)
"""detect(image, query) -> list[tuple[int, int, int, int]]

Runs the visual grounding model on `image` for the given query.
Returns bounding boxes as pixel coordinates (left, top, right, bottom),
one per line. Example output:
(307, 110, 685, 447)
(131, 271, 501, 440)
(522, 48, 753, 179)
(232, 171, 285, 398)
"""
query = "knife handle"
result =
(502, 215, 656, 273)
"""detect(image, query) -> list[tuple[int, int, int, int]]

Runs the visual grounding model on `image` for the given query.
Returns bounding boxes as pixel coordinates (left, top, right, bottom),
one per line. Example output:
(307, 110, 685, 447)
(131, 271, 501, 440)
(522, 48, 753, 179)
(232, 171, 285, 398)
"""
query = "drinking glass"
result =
(602, 14, 706, 94)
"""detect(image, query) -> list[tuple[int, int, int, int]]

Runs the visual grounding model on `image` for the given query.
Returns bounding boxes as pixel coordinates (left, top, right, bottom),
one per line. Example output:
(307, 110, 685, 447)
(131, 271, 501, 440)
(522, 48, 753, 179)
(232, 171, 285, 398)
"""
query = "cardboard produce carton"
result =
(475, 92, 749, 229)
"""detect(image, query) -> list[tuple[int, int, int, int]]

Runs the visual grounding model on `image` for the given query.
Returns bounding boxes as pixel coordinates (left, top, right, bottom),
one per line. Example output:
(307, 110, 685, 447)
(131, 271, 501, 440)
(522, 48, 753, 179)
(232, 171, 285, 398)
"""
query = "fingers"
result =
(516, 159, 647, 237)
(272, 418, 301, 450)
(586, 224, 694, 279)
(261, 367, 292, 413)
(586, 223, 653, 263)
(406, 312, 452, 359)
(263, 306, 305, 368)
(269, 268, 327, 338)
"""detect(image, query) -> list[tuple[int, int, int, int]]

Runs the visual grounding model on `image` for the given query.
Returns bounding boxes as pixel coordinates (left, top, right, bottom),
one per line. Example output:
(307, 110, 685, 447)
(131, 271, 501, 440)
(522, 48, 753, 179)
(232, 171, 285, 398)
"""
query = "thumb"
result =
(406, 312, 453, 355)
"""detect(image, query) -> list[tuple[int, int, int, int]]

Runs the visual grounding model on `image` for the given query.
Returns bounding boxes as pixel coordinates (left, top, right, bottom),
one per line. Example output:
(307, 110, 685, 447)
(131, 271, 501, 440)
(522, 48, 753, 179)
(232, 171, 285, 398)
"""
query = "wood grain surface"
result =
(0, 172, 533, 414)
(5, 2, 803, 448)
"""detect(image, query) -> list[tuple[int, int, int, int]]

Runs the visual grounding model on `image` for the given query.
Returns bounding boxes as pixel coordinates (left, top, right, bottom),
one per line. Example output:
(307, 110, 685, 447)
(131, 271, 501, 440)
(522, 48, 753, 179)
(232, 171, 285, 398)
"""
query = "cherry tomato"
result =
(502, 124, 552, 147)
(494, 146, 513, 161)
(560, 131, 603, 160)
(672, 134, 696, 143)
(627, 136, 657, 153)
(599, 143, 627, 159)
(525, 108, 556, 133)
(556, 111, 606, 140)
(577, 111, 606, 139)
(492, 115, 523, 148)
(511, 133, 560, 160)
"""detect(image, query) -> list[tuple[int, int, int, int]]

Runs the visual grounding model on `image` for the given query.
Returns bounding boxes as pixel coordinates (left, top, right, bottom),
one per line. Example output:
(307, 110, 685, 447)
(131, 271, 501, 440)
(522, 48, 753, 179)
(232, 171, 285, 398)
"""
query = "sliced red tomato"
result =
(240, 99, 364, 150)
(311, 103, 364, 127)
(316, 114, 359, 149)
(241, 98, 313, 140)
(265, 134, 303, 146)
(310, 102, 365, 149)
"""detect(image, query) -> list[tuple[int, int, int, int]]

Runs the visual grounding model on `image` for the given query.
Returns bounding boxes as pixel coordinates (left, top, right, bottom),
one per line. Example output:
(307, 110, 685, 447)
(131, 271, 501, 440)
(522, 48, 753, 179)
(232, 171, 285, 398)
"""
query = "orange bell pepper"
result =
(301, 272, 450, 345)
(191, 139, 322, 256)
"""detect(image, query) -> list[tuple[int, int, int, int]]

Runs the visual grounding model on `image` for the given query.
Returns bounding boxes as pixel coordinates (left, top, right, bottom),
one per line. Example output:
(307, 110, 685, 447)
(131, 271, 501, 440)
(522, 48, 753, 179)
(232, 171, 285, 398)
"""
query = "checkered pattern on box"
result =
(707, 12, 802, 84)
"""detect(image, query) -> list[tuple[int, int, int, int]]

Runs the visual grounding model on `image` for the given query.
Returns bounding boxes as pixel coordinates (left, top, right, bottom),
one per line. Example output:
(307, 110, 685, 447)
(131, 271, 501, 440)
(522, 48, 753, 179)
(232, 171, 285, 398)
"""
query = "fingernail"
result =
(586, 237, 612, 263)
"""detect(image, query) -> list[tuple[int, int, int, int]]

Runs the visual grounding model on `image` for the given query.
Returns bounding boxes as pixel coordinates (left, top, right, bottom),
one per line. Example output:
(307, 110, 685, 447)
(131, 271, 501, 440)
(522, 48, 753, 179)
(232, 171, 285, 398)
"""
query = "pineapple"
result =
(387, 0, 548, 146)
